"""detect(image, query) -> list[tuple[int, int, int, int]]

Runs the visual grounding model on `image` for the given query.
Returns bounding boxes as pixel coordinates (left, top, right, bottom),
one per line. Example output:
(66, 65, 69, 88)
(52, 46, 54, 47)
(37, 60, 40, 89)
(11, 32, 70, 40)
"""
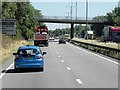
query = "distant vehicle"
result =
(49, 37, 55, 40)
(13, 45, 46, 72)
(34, 25, 49, 47)
(64, 34, 69, 38)
(103, 26, 120, 42)
(59, 38, 66, 44)
(85, 30, 94, 39)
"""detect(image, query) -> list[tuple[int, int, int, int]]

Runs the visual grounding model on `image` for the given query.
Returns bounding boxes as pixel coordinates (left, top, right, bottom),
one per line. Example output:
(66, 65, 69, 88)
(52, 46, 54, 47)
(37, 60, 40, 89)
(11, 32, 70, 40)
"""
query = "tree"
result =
(92, 24, 104, 37)
(2, 2, 42, 40)
(112, 7, 120, 26)
(92, 6, 120, 38)
(106, 12, 114, 24)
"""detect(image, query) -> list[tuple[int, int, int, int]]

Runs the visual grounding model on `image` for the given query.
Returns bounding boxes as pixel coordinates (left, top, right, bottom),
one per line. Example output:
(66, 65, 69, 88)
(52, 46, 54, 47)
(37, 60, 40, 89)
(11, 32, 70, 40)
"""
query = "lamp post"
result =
(76, 2, 77, 20)
(86, 0, 88, 31)
(66, 2, 75, 20)
(64, 12, 70, 19)
(85, 0, 88, 39)
(70, 2, 73, 19)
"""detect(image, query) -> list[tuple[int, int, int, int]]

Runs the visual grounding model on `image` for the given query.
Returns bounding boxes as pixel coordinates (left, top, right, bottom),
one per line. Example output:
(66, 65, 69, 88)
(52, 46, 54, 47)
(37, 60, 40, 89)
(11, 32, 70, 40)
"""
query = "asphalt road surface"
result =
(1, 41, 118, 88)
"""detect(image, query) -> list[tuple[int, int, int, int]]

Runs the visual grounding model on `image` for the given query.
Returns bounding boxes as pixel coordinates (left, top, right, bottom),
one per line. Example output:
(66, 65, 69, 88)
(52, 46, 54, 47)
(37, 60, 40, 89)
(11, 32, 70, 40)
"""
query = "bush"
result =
(95, 36, 104, 42)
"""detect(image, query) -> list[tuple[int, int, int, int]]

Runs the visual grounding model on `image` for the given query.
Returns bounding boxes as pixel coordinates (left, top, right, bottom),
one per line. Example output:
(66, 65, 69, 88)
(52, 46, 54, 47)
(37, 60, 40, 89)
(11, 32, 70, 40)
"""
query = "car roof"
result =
(19, 45, 40, 50)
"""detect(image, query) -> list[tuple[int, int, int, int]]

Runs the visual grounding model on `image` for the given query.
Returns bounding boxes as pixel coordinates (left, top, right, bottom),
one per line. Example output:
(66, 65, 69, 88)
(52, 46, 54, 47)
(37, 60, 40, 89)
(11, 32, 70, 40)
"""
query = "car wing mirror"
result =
(13, 53, 17, 55)
(43, 52, 46, 55)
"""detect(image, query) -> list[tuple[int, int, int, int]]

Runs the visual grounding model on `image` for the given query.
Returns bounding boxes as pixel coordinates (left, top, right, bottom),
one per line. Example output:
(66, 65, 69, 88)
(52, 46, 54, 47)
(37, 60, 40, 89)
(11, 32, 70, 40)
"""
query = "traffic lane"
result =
(119, 65, 120, 90)
(40, 43, 81, 88)
(2, 42, 81, 88)
(53, 42, 118, 88)
(0, 79, 1, 90)
(0, 65, 2, 75)
(2, 56, 14, 72)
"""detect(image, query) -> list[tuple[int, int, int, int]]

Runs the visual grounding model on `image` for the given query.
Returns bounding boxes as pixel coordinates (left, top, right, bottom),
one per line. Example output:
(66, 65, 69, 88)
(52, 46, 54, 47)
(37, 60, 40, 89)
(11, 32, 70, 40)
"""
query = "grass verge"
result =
(1, 40, 33, 64)
(72, 38, 119, 49)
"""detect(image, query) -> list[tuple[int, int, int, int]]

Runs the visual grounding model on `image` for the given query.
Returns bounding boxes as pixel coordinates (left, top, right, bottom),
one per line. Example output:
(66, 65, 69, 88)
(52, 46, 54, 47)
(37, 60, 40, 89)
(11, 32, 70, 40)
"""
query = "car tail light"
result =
(15, 56, 19, 61)
(38, 55, 42, 60)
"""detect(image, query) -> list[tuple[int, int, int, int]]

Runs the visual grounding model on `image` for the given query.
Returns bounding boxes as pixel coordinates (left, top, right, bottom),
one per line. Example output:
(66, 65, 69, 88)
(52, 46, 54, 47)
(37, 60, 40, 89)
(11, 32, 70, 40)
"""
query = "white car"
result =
(49, 37, 55, 40)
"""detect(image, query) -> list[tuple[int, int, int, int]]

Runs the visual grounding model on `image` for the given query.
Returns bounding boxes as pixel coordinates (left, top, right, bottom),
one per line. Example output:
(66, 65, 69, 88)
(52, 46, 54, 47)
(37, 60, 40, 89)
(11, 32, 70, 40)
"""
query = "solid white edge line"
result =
(67, 67, 71, 70)
(68, 43, 119, 65)
(0, 62, 14, 79)
(76, 79, 83, 84)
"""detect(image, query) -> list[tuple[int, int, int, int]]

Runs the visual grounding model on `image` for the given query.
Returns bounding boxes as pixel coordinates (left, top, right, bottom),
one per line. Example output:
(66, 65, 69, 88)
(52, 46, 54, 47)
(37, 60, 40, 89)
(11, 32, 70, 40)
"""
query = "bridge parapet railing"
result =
(40, 16, 93, 20)
(38, 16, 108, 22)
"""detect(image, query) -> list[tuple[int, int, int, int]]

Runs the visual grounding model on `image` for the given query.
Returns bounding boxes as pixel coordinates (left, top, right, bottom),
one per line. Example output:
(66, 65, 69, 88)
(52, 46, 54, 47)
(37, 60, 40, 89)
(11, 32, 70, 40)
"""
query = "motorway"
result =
(1, 41, 119, 88)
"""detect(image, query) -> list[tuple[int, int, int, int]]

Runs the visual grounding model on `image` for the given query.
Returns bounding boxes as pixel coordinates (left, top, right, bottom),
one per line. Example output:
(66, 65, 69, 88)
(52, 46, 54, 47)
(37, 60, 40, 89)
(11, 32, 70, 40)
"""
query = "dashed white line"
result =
(93, 53, 119, 65)
(0, 62, 14, 79)
(69, 43, 119, 65)
(57, 52, 59, 54)
(76, 79, 83, 84)
(66, 67, 71, 70)
(61, 60, 64, 62)
(58, 55, 61, 58)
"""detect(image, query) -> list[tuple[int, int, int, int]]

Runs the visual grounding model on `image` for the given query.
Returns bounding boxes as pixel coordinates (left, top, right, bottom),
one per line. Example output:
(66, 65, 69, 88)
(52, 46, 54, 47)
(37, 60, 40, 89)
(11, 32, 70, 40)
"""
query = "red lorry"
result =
(34, 25, 49, 47)
(103, 26, 120, 42)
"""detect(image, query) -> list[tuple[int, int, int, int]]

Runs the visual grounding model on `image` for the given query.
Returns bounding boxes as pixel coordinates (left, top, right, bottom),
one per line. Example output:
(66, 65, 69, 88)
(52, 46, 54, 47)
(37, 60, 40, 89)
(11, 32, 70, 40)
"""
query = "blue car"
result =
(13, 45, 46, 72)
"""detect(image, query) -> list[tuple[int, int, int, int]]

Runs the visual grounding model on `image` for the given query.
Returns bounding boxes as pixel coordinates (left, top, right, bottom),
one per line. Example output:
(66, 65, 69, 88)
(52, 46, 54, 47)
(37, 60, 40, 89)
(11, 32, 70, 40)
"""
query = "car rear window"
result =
(18, 49, 40, 55)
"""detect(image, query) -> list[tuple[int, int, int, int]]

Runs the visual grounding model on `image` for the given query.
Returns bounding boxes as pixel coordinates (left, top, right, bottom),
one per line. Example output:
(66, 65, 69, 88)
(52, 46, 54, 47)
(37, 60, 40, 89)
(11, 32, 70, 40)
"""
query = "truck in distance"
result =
(34, 25, 49, 47)
(103, 26, 120, 43)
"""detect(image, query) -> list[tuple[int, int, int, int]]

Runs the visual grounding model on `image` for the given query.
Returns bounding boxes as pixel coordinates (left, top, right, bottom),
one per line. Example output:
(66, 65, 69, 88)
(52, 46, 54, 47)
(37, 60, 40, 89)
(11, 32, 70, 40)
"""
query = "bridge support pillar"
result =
(70, 23, 74, 39)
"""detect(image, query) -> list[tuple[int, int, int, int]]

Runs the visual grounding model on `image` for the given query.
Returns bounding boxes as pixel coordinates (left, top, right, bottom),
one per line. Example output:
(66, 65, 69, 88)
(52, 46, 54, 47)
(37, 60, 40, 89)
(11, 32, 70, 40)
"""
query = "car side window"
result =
(39, 48, 42, 53)
(33, 49, 39, 54)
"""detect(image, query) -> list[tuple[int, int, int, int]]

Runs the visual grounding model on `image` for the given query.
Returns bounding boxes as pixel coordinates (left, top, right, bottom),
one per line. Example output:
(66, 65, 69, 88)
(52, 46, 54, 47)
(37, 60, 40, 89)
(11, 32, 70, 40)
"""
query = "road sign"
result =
(1, 19, 16, 35)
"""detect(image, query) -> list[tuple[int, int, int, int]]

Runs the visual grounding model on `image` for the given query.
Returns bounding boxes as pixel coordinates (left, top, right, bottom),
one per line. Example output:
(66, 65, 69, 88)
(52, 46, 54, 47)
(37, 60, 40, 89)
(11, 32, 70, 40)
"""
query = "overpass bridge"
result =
(38, 16, 114, 39)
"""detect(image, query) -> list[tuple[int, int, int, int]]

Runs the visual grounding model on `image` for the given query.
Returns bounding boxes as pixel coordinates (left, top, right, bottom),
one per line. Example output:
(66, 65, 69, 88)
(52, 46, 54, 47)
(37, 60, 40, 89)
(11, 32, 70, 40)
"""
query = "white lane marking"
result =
(0, 62, 14, 79)
(69, 43, 119, 65)
(92, 53, 119, 65)
(76, 79, 83, 84)
(61, 60, 64, 62)
(57, 52, 59, 54)
(58, 55, 61, 58)
(66, 67, 71, 70)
